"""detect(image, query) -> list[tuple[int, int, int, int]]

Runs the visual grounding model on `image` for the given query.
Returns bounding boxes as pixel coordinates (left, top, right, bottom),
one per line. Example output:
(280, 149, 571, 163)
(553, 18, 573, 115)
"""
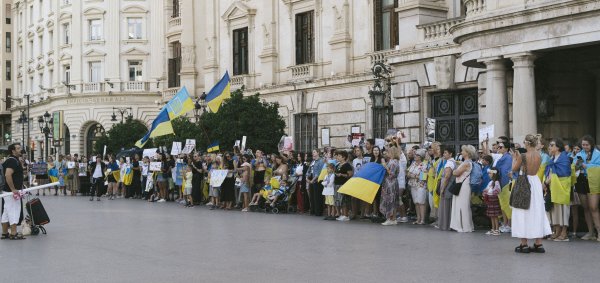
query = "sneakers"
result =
(381, 219, 397, 226)
(499, 225, 511, 233)
(581, 232, 597, 241)
(485, 230, 494, 235)
(397, 217, 409, 223)
(339, 216, 350, 221)
(241, 208, 249, 212)
(157, 199, 166, 203)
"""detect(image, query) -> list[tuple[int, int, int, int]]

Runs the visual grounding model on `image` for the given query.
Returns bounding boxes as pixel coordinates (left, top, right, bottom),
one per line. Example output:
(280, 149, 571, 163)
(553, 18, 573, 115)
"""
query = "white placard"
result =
(375, 138, 385, 150)
(321, 128, 330, 146)
(234, 140, 241, 148)
(171, 142, 182, 155)
(126, 157, 131, 164)
(241, 136, 247, 152)
(209, 169, 229, 187)
(150, 162, 162, 171)
(78, 163, 87, 176)
(182, 139, 196, 154)
(67, 161, 76, 169)
(103, 145, 107, 157)
(142, 148, 157, 159)
(479, 124, 495, 143)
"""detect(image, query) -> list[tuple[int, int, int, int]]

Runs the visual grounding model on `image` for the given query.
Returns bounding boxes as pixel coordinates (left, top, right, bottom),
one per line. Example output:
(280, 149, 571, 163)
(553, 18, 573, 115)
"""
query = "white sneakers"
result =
(157, 199, 166, 203)
(336, 216, 350, 221)
(499, 225, 512, 233)
(581, 232, 597, 241)
(381, 219, 397, 226)
(397, 217, 409, 223)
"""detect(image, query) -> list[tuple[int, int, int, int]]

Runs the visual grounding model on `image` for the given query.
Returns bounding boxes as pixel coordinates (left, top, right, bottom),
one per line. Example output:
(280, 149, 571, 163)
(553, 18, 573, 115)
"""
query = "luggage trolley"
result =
(25, 190, 50, 235)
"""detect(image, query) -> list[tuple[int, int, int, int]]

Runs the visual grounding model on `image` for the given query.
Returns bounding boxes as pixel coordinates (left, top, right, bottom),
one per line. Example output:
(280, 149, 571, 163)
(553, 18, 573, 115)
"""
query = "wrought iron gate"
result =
(431, 90, 478, 153)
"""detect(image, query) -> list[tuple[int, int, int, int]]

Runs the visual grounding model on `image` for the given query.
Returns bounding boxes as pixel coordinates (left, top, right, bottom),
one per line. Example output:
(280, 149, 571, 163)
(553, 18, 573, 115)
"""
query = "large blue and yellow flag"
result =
(48, 168, 59, 183)
(166, 86, 195, 119)
(205, 72, 231, 113)
(207, 141, 220, 153)
(135, 109, 174, 148)
(338, 163, 385, 204)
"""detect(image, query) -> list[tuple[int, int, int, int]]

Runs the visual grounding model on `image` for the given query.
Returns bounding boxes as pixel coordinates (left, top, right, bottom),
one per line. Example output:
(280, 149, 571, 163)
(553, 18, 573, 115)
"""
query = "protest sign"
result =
(182, 139, 196, 154)
(241, 136, 247, 152)
(78, 163, 87, 176)
(171, 142, 182, 155)
(150, 162, 162, 171)
(175, 163, 186, 186)
(375, 138, 385, 150)
(67, 162, 76, 169)
(142, 148, 157, 159)
(31, 162, 48, 175)
(209, 170, 228, 187)
(479, 124, 494, 143)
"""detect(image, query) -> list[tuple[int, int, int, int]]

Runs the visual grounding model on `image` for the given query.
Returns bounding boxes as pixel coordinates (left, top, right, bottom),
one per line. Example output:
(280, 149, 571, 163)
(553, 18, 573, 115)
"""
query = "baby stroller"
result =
(249, 176, 297, 214)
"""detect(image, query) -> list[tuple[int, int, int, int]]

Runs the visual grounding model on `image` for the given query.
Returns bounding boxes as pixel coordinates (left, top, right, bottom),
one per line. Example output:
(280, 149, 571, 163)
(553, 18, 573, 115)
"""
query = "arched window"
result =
(86, 123, 105, 157)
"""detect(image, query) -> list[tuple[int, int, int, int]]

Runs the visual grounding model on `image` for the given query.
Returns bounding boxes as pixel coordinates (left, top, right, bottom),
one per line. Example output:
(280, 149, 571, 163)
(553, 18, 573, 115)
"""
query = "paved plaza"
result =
(1, 196, 598, 283)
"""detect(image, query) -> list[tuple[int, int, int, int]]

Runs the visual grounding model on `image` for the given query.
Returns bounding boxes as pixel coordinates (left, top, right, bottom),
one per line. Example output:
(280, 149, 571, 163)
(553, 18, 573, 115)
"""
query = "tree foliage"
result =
(94, 119, 149, 155)
(199, 88, 286, 153)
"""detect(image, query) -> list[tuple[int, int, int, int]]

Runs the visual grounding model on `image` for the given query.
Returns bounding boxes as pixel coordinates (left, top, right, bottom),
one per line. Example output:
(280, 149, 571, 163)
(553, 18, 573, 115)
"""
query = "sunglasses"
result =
(497, 146, 504, 149)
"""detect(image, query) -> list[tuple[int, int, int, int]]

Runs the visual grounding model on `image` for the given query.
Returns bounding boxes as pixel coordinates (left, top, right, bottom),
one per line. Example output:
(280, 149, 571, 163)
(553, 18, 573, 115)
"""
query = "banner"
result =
(31, 163, 48, 175)
(175, 163, 186, 186)
(209, 169, 228, 187)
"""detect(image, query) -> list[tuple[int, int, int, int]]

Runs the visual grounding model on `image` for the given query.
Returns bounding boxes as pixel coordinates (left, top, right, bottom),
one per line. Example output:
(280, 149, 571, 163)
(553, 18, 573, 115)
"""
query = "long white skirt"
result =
(511, 176, 552, 239)
(450, 181, 474, 232)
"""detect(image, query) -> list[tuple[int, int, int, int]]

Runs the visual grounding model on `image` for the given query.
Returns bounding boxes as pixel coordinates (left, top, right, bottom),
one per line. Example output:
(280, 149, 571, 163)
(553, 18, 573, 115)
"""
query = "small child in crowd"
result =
(483, 168, 502, 236)
(321, 163, 336, 220)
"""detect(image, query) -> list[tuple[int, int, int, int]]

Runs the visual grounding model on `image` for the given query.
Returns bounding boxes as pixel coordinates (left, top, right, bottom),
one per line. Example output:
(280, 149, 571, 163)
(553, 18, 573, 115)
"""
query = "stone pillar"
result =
(478, 57, 509, 138)
(510, 53, 537, 144)
(328, 0, 352, 76)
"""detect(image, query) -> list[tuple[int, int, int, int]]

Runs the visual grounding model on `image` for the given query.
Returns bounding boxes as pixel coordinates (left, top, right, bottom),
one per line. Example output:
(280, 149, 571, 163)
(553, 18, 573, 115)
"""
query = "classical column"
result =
(478, 57, 509, 138)
(510, 53, 537, 144)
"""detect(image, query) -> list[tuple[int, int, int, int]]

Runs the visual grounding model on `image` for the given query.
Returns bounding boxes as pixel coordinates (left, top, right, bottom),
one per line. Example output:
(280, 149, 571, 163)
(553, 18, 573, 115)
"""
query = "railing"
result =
(123, 81, 149, 92)
(368, 49, 395, 65)
(463, 0, 486, 17)
(83, 82, 103, 93)
(162, 87, 178, 99)
(419, 17, 465, 42)
(168, 17, 181, 29)
(231, 75, 244, 87)
(290, 64, 315, 80)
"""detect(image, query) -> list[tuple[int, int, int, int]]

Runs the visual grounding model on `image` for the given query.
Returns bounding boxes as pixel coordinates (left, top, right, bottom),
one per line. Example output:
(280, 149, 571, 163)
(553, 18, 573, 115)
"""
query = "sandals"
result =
(9, 233, 26, 240)
(1, 233, 8, 240)
(531, 243, 546, 253)
(514, 244, 530, 253)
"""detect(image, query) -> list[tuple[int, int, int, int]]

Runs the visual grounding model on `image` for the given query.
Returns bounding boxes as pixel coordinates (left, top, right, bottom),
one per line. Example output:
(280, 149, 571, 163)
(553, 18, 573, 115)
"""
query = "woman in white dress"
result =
(450, 145, 475, 232)
(512, 134, 552, 253)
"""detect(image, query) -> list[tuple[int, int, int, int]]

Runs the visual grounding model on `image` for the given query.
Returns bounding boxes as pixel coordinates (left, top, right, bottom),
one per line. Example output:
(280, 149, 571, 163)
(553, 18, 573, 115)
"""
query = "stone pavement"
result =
(1, 196, 598, 283)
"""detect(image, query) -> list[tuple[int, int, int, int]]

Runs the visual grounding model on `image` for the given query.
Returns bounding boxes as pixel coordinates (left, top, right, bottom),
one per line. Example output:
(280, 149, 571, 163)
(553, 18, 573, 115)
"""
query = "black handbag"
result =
(449, 169, 471, 196)
(510, 155, 531, 210)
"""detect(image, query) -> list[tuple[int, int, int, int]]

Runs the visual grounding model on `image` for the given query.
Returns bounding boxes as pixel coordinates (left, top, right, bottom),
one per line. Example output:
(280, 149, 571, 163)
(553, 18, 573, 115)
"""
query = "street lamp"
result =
(193, 92, 207, 122)
(368, 62, 393, 139)
(18, 111, 27, 150)
(38, 111, 52, 161)
(111, 107, 133, 123)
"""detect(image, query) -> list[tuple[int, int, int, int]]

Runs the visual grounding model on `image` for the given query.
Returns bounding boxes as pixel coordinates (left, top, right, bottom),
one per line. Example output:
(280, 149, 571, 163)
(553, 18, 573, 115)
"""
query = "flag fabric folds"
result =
(205, 72, 231, 113)
(48, 168, 59, 183)
(135, 109, 175, 148)
(166, 86, 195, 119)
(207, 141, 220, 153)
(338, 163, 386, 204)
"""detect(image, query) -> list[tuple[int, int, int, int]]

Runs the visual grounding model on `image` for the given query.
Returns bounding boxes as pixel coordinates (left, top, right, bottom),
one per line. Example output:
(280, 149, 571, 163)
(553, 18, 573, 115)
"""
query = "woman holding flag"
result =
(544, 138, 572, 242)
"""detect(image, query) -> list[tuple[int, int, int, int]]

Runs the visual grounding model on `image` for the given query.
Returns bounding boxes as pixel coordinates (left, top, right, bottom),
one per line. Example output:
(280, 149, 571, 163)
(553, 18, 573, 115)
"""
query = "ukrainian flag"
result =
(338, 163, 386, 204)
(166, 86, 195, 119)
(135, 109, 175, 148)
(123, 167, 133, 186)
(205, 72, 231, 113)
(48, 168, 59, 183)
(207, 141, 220, 153)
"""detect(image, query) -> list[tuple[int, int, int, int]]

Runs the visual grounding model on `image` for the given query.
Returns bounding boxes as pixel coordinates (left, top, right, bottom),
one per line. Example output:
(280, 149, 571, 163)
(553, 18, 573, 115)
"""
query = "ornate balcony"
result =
(289, 64, 316, 81)
(83, 82, 104, 93)
(463, 0, 486, 17)
(122, 81, 149, 92)
(418, 17, 465, 43)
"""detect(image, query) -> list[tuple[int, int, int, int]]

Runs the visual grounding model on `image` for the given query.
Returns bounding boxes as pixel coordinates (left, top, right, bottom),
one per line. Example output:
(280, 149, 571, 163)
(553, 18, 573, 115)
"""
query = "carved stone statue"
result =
(182, 45, 196, 66)
(262, 23, 271, 46)
(333, 5, 343, 31)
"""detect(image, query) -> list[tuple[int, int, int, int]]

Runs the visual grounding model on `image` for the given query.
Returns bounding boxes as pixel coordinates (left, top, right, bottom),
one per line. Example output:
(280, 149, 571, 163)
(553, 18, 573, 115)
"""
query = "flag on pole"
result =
(337, 163, 386, 204)
(205, 72, 231, 113)
(165, 86, 195, 119)
(207, 141, 220, 153)
(135, 109, 174, 148)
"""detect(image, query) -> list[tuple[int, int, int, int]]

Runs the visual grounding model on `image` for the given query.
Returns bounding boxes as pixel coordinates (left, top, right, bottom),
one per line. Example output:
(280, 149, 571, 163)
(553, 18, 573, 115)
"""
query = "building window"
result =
(232, 27, 248, 76)
(172, 0, 180, 18)
(5, 32, 10, 52)
(168, 42, 181, 88)
(295, 11, 314, 65)
(5, 61, 11, 81)
(294, 113, 318, 153)
(89, 19, 102, 41)
(49, 69, 53, 87)
(29, 76, 34, 93)
(5, 89, 11, 109)
(127, 18, 143, 39)
(89, 62, 102, 82)
(62, 23, 70, 44)
(374, 0, 399, 51)
(128, 61, 143, 81)
(64, 65, 70, 84)
(48, 30, 53, 49)
(5, 4, 10, 24)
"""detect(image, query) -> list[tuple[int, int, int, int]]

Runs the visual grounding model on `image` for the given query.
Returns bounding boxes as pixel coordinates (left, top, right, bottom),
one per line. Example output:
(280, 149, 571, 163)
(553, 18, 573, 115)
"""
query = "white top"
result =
(444, 158, 457, 170)
(92, 163, 103, 178)
(141, 164, 149, 176)
(397, 152, 407, 189)
(321, 173, 335, 196)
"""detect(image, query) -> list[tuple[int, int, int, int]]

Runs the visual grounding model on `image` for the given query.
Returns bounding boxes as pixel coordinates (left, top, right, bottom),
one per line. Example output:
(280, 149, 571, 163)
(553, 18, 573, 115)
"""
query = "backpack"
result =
(470, 162, 483, 187)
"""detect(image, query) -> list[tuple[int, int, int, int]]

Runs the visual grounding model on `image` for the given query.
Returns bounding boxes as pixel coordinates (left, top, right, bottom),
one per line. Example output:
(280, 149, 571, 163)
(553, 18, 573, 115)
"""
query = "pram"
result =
(249, 176, 297, 214)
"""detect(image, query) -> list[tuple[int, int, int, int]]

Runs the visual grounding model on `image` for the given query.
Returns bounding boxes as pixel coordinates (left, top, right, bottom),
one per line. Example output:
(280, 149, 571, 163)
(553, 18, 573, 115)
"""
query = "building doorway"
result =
(431, 89, 478, 153)
(86, 123, 105, 157)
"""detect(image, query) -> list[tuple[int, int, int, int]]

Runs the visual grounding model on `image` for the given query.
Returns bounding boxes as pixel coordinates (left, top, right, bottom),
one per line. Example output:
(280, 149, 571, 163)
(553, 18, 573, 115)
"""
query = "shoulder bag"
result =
(448, 163, 471, 196)
(510, 154, 531, 210)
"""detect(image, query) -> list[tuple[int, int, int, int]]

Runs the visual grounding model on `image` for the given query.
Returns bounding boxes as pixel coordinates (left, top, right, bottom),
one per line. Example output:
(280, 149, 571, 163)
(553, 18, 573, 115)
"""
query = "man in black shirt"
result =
(191, 153, 204, 204)
(1, 143, 25, 240)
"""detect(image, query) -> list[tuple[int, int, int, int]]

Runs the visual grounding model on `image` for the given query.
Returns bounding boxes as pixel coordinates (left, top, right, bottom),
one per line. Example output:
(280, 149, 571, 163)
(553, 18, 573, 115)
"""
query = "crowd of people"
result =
(2, 132, 600, 253)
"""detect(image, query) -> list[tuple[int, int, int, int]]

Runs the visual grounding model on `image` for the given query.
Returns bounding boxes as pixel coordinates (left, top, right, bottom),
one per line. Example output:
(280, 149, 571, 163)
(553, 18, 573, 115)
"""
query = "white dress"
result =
(450, 162, 474, 233)
(511, 175, 552, 239)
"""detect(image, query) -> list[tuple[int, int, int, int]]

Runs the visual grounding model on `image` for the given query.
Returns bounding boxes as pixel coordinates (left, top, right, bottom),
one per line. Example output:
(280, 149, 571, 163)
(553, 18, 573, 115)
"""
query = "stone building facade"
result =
(0, 0, 12, 146)
(10, 0, 166, 157)
(171, 0, 600, 152)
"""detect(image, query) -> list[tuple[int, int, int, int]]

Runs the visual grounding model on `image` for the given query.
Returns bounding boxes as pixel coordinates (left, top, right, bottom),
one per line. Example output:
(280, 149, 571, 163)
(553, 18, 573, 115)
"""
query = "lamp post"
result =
(111, 107, 133, 123)
(38, 111, 52, 161)
(368, 62, 393, 139)
(18, 110, 26, 149)
(193, 92, 207, 122)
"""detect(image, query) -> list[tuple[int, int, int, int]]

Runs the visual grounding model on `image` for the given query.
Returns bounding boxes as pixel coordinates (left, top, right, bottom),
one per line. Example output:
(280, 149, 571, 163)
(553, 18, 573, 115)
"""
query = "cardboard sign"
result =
(171, 142, 182, 155)
(375, 138, 385, 150)
(67, 162, 76, 169)
(142, 148, 157, 159)
(32, 162, 48, 175)
(78, 163, 87, 176)
(479, 124, 495, 143)
(209, 169, 228, 187)
(241, 136, 247, 152)
(351, 133, 365, 147)
(182, 139, 196, 154)
(150, 162, 162, 171)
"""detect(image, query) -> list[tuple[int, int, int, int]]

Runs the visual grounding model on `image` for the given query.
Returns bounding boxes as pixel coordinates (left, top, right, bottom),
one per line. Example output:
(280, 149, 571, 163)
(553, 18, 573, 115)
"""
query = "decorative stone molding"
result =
(121, 47, 149, 56)
(182, 45, 196, 66)
(222, 1, 256, 34)
(83, 49, 107, 57)
(120, 4, 148, 14)
(83, 7, 106, 17)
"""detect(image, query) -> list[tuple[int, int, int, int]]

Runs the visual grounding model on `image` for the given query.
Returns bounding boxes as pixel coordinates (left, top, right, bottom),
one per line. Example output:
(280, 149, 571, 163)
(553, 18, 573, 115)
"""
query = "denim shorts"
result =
(240, 183, 250, 193)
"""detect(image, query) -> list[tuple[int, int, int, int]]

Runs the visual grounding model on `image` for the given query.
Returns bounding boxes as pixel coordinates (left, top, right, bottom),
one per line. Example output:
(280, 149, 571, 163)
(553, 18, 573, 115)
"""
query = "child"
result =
(483, 168, 502, 236)
(322, 163, 336, 220)
(183, 165, 194, 207)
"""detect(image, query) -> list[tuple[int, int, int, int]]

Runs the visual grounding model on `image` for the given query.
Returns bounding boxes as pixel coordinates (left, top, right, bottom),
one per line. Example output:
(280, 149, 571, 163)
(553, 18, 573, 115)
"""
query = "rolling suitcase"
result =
(26, 198, 50, 234)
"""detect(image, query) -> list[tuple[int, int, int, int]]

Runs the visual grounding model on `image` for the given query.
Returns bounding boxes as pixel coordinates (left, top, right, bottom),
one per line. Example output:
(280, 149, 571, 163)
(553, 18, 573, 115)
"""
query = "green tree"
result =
(199, 88, 285, 153)
(94, 120, 149, 155)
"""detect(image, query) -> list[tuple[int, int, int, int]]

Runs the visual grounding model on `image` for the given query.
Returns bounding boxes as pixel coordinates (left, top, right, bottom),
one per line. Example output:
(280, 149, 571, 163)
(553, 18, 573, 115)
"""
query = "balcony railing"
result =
(83, 82, 103, 93)
(418, 17, 465, 42)
(122, 81, 149, 92)
(162, 87, 178, 100)
(463, 0, 486, 17)
(168, 17, 181, 29)
(289, 64, 316, 81)
(368, 49, 395, 65)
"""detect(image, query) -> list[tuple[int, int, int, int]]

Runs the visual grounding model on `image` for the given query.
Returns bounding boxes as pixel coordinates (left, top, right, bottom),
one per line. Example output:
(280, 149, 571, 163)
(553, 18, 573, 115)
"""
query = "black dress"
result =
(221, 175, 236, 202)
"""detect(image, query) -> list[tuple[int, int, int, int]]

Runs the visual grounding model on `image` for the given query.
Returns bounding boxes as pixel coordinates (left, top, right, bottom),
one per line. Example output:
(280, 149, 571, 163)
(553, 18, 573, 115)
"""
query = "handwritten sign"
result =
(171, 142, 182, 155)
(142, 148, 157, 159)
(150, 162, 162, 171)
(182, 139, 196, 154)
(209, 170, 228, 187)
(32, 162, 48, 175)
(67, 162, 76, 169)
